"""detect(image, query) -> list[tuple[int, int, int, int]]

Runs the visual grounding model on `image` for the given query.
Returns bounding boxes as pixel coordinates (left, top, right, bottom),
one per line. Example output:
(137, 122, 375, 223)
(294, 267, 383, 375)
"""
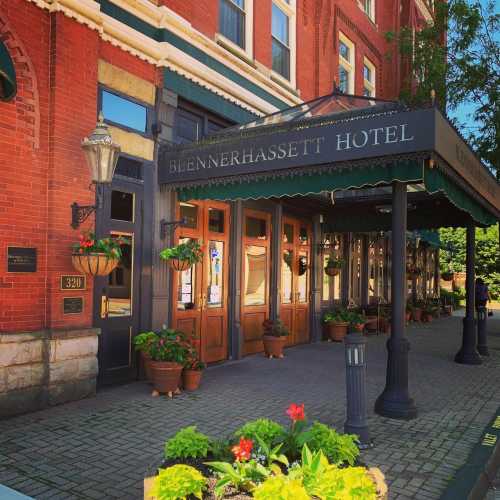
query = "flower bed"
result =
(144, 404, 387, 499)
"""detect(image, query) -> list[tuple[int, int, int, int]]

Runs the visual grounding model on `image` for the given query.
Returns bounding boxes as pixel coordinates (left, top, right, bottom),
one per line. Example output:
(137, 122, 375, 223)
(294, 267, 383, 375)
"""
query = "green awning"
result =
(178, 160, 423, 201)
(424, 168, 497, 226)
(0, 41, 16, 101)
(411, 230, 441, 248)
(178, 160, 497, 227)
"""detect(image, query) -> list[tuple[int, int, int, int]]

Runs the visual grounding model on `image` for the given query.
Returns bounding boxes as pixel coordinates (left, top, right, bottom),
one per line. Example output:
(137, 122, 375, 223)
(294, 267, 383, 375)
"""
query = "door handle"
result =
(100, 295, 109, 319)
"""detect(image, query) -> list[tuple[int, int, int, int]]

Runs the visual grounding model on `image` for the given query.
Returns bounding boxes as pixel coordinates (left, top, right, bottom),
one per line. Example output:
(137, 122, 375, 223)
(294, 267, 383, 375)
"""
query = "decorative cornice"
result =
(25, 0, 302, 116)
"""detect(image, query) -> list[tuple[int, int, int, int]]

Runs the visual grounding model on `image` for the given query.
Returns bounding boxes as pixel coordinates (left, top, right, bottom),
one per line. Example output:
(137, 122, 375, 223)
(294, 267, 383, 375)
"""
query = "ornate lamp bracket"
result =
(160, 218, 187, 240)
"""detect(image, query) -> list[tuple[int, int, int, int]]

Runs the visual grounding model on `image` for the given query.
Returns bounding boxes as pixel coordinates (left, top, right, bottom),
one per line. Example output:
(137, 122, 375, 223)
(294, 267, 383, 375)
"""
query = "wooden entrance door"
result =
(241, 209, 272, 355)
(280, 217, 311, 346)
(172, 200, 230, 363)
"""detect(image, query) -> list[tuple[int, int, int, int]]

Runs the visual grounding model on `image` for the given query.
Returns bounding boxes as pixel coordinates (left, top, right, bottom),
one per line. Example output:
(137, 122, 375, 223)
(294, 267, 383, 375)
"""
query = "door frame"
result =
(93, 178, 144, 386)
(279, 216, 312, 346)
(171, 200, 230, 363)
(241, 208, 272, 355)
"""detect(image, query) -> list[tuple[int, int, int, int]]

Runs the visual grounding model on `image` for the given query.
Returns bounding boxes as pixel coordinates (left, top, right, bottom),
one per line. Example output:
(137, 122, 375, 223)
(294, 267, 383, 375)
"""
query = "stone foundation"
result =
(0, 328, 99, 419)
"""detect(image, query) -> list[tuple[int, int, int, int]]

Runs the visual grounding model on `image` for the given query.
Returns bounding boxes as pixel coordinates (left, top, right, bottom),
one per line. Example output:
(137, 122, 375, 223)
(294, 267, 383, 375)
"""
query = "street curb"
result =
(440, 406, 500, 500)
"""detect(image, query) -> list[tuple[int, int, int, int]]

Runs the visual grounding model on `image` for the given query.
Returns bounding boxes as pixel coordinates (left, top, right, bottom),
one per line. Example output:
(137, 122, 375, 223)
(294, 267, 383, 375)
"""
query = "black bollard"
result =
(344, 331, 372, 448)
(477, 306, 489, 356)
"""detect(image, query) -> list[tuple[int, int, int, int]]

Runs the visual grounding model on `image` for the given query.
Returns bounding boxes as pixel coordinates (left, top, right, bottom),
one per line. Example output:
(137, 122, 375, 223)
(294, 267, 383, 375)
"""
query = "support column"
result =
(455, 223, 482, 364)
(311, 215, 323, 342)
(375, 182, 417, 420)
(270, 203, 282, 321)
(229, 200, 244, 360)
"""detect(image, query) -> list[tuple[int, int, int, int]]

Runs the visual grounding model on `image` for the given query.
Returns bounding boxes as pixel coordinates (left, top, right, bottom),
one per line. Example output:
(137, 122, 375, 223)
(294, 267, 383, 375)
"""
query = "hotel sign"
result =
(159, 108, 436, 184)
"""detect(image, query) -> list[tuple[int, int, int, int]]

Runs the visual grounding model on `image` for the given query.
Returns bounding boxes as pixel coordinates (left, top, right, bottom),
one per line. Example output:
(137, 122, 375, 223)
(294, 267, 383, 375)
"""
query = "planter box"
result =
(263, 335, 286, 358)
(144, 466, 388, 499)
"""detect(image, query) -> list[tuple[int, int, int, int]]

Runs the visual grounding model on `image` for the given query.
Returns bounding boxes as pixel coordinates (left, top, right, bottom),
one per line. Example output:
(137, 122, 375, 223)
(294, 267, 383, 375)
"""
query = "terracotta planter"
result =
(71, 253, 118, 276)
(182, 369, 203, 391)
(263, 335, 287, 358)
(423, 313, 433, 322)
(141, 351, 153, 382)
(324, 265, 341, 277)
(365, 316, 378, 332)
(328, 322, 349, 342)
(168, 259, 192, 272)
(412, 308, 423, 322)
(405, 312, 411, 323)
(150, 361, 183, 397)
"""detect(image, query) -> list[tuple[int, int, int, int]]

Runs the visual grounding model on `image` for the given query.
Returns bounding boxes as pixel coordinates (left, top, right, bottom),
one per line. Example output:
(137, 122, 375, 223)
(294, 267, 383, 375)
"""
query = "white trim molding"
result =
(25, 0, 302, 118)
(363, 57, 376, 97)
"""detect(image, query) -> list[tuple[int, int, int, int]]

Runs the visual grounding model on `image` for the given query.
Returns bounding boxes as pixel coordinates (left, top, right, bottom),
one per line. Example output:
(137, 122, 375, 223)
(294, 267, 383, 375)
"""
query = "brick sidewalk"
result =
(1, 314, 500, 500)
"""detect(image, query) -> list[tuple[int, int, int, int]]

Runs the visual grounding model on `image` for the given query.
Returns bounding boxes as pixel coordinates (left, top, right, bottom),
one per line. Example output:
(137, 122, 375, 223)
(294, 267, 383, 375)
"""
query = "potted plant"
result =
(422, 302, 438, 322)
(348, 311, 366, 333)
(405, 303, 412, 323)
(441, 270, 454, 281)
(412, 300, 425, 322)
(324, 257, 343, 277)
(182, 347, 206, 391)
(323, 309, 350, 342)
(149, 329, 190, 398)
(133, 331, 159, 382)
(262, 319, 289, 358)
(71, 231, 127, 276)
(159, 239, 203, 272)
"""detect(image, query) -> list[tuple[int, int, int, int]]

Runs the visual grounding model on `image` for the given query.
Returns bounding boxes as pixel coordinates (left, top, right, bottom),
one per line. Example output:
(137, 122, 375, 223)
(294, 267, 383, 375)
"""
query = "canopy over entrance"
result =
(0, 41, 16, 102)
(159, 93, 500, 227)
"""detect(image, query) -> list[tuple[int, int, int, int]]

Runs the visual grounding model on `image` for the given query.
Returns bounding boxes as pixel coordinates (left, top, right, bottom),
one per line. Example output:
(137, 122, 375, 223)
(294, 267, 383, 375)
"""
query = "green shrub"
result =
(252, 474, 309, 500)
(164, 426, 210, 460)
(305, 422, 359, 466)
(234, 419, 286, 447)
(209, 437, 233, 462)
(307, 465, 377, 500)
(151, 464, 206, 500)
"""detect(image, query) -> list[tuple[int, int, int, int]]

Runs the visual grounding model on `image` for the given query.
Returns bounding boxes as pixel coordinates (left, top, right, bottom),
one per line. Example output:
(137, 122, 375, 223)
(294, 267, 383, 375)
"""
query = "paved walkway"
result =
(1, 313, 500, 500)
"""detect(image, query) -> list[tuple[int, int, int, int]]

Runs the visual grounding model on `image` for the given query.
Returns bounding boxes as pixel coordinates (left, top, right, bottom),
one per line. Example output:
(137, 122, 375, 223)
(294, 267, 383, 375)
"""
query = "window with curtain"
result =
(272, 3, 290, 79)
(219, 0, 246, 49)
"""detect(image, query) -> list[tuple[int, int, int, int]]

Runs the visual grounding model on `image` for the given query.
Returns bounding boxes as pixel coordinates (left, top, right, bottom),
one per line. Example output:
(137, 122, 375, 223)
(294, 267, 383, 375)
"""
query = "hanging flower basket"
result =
(71, 231, 127, 277)
(441, 271, 454, 281)
(324, 258, 343, 277)
(160, 240, 203, 273)
(71, 253, 119, 276)
(168, 258, 192, 272)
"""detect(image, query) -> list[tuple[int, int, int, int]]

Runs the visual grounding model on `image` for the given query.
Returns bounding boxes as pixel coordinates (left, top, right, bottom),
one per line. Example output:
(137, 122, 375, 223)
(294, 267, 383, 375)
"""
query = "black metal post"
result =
(455, 224, 482, 365)
(375, 182, 417, 420)
(344, 331, 371, 447)
(477, 306, 489, 356)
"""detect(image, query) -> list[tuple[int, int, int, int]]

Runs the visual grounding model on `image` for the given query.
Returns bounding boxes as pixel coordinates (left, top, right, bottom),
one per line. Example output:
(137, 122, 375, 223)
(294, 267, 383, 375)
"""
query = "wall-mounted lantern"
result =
(71, 113, 121, 229)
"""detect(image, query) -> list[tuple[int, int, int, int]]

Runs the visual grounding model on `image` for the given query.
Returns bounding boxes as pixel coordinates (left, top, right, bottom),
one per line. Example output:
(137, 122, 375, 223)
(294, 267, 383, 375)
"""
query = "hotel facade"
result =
(1, 0, 498, 418)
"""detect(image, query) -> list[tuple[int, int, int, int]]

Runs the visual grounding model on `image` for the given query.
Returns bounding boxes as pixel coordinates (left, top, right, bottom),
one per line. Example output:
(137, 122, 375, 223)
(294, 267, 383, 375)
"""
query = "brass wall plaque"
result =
(63, 297, 83, 315)
(60, 275, 86, 290)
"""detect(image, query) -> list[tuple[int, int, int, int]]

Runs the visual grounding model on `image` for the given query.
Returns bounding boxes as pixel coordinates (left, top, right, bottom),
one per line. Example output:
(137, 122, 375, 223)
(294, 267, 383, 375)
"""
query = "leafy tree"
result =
(386, 0, 499, 176)
(440, 226, 500, 298)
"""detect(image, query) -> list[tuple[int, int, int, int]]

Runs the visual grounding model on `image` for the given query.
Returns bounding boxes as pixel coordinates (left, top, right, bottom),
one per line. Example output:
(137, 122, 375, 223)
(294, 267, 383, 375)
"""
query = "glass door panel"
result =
(282, 250, 294, 304)
(297, 253, 309, 303)
(207, 240, 224, 308)
(244, 245, 267, 306)
(177, 237, 197, 311)
(107, 233, 133, 317)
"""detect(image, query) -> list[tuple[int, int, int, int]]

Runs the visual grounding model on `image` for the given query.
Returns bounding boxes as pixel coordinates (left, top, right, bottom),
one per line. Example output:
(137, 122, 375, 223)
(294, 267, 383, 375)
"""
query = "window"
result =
(219, 0, 246, 49)
(100, 89, 148, 133)
(363, 0, 375, 22)
(363, 58, 376, 97)
(272, 3, 290, 80)
(338, 33, 354, 94)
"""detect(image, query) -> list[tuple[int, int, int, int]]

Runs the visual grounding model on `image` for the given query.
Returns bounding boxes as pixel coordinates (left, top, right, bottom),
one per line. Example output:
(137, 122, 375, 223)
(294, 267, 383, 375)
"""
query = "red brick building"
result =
(0, 0, 449, 417)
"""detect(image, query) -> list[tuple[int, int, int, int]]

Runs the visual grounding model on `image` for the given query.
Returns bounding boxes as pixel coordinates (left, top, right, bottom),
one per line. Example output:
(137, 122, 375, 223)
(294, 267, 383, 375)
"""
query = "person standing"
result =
(475, 278, 491, 310)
